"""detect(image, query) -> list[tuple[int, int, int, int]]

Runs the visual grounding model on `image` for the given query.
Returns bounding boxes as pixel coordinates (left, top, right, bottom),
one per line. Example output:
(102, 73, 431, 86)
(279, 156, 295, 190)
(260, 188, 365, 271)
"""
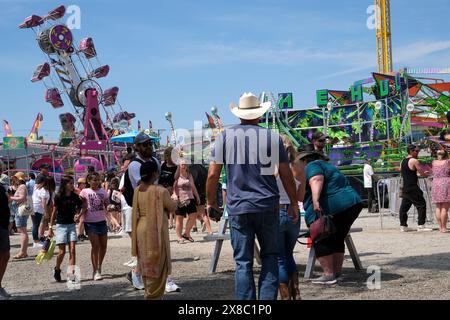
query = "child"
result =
(48, 176, 82, 283)
(79, 172, 109, 280)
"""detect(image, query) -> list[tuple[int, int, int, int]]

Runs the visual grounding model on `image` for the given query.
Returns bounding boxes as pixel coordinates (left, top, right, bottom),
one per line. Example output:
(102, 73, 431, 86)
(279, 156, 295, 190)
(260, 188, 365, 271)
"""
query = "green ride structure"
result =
(259, 70, 450, 178)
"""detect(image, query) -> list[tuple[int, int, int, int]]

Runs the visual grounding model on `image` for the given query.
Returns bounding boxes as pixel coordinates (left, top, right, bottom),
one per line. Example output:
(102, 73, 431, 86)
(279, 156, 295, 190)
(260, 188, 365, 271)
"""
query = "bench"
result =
(205, 218, 363, 278)
(204, 217, 262, 274)
(298, 228, 363, 279)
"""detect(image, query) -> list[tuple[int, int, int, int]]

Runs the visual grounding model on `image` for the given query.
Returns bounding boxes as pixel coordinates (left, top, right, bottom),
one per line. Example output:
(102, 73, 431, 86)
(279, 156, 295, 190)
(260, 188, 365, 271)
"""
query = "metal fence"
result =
(377, 176, 437, 229)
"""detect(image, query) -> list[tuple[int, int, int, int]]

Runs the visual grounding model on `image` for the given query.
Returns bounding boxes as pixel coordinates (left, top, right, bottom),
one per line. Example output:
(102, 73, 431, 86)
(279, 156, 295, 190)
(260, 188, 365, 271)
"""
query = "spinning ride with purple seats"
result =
(19, 4, 127, 168)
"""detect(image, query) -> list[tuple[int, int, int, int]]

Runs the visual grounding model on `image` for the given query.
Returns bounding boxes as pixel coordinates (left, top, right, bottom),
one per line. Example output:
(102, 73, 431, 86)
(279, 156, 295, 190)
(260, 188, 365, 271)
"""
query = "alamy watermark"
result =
(366, 4, 381, 30)
(169, 121, 281, 175)
(366, 265, 381, 290)
(66, 265, 82, 290)
(66, 5, 81, 30)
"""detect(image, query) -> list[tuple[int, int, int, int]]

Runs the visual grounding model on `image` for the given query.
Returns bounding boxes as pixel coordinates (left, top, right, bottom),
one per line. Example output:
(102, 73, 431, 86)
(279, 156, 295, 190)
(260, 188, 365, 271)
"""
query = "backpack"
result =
(122, 158, 145, 207)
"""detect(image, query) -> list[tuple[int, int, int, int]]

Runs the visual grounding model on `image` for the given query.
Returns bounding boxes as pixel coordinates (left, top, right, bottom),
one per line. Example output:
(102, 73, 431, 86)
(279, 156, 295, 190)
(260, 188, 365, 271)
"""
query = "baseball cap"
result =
(134, 132, 151, 145)
(312, 131, 329, 141)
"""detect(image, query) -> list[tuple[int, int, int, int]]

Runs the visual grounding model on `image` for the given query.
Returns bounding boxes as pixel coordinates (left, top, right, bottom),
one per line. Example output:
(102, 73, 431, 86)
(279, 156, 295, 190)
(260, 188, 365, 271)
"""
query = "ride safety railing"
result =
(376, 176, 436, 229)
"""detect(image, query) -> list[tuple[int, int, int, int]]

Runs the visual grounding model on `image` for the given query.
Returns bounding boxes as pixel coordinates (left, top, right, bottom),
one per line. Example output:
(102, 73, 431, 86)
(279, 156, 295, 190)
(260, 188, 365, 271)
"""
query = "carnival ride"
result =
(259, 70, 450, 176)
(376, 0, 393, 74)
(17, 4, 142, 174)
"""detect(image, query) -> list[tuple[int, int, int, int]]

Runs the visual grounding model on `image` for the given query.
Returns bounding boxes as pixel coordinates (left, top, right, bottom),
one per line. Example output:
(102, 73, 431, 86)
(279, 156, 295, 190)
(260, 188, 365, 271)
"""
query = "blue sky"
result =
(1, 0, 450, 141)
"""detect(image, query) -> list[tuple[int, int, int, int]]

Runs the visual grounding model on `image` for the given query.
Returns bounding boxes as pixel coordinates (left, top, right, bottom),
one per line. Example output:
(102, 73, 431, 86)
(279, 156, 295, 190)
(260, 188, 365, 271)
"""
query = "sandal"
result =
(182, 234, 194, 243)
(13, 253, 28, 260)
(177, 239, 186, 244)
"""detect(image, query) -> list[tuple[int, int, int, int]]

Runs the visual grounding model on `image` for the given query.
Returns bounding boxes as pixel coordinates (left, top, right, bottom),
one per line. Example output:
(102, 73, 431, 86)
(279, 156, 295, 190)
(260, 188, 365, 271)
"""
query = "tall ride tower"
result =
(375, 0, 393, 74)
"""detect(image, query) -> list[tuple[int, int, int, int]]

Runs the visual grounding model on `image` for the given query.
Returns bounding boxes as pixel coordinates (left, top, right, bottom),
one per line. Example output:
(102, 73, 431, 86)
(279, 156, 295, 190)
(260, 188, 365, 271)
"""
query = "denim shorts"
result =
(15, 214, 29, 228)
(84, 220, 108, 236)
(0, 228, 10, 252)
(55, 223, 78, 245)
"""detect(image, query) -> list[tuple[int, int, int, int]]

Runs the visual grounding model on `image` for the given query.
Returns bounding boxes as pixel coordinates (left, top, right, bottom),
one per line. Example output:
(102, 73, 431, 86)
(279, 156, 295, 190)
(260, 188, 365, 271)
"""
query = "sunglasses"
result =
(318, 139, 326, 143)
(138, 141, 152, 148)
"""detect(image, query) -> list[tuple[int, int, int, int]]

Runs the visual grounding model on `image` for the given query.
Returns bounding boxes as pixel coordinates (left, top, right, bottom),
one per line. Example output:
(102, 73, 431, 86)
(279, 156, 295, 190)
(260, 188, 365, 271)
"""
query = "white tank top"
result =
(276, 176, 301, 205)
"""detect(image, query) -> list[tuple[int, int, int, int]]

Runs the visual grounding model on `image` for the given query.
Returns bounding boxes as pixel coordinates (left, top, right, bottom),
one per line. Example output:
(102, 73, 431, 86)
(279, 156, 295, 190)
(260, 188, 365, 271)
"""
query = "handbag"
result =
(18, 197, 34, 216)
(309, 209, 336, 243)
(178, 198, 191, 208)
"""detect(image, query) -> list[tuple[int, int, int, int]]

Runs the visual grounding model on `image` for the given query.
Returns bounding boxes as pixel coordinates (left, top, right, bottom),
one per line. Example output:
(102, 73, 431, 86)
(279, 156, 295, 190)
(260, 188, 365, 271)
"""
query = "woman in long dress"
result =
(431, 150, 450, 233)
(132, 161, 177, 300)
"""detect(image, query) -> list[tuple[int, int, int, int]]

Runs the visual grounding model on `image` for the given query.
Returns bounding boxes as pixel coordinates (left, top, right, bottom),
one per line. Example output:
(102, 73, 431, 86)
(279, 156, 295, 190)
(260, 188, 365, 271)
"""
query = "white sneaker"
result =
(32, 242, 43, 249)
(93, 271, 103, 281)
(400, 226, 412, 232)
(128, 259, 138, 268)
(417, 225, 433, 232)
(131, 270, 144, 290)
(123, 258, 136, 267)
(165, 279, 181, 293)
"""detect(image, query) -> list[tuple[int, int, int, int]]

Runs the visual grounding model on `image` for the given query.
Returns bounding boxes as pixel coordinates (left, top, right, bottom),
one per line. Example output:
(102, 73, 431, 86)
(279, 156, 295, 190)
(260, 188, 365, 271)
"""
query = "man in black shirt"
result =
(399, 145, 432, 232)
(159, 147, 178, 229)
(0, 182, 12, 299)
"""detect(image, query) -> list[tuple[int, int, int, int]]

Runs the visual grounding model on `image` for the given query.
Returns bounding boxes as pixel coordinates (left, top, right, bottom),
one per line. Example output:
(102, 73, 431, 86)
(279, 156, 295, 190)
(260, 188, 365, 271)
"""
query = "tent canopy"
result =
(110, 131, 160, 144)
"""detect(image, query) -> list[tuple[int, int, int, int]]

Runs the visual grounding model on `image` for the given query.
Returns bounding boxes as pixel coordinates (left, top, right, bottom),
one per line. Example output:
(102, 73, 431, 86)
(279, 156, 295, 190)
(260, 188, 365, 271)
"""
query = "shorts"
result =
(15, 214, 29, 228)
(122, 207, 132, 233)
(0, 228, 10, 252)
(176, 199, 197, 216)
(55, 223, 78, 245)
(84, 220, 108, 236)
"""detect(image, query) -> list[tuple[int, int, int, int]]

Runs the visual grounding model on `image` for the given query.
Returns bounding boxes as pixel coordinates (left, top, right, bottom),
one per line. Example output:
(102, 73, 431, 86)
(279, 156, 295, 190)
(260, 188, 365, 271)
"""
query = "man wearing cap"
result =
(121, 132, 180, 293)
(399, 145, 432, 232)
(206, 92, 298, 300)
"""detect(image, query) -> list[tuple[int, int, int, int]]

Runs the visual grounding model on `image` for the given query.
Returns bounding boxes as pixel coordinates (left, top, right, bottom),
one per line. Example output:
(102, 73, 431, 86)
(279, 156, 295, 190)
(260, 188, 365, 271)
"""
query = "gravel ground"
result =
(3, 209, 450, 300)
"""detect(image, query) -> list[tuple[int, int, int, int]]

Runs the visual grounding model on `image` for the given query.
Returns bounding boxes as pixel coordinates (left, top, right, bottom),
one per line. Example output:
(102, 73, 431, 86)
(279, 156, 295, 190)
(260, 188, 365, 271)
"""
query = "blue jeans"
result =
(31, 212, 43, 241)
(277, 209, 300, 284)
(229, 210, 279, 300)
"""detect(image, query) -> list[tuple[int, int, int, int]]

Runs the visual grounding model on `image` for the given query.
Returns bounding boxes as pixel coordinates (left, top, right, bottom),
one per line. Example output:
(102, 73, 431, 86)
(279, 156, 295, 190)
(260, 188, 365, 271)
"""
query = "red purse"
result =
(309, 210, 336, 243)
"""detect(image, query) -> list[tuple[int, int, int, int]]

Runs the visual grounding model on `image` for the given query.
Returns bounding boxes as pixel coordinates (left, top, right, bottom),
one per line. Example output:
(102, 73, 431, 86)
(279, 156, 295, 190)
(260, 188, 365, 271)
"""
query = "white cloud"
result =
(394, 40, 450, 64)
(165, 41, 373, 68)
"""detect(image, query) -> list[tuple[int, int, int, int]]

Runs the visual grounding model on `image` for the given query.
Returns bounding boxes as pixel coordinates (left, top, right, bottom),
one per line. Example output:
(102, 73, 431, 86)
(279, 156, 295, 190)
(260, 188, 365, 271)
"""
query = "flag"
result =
(28, 113, 43, 141)
(149, 121, 153, 129)
(138, 120, 141, 131)
(205, 112, 216, 129)
(216, 115, 224, 130)
(2, 120, 13, 137)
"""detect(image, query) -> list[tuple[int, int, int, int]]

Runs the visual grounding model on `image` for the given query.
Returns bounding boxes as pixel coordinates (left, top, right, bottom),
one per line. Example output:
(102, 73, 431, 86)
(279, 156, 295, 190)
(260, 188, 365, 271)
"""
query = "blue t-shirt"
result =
(211, 124, 288, 215)
(304, 160, 362, 226)
(26, 180, 35, 197)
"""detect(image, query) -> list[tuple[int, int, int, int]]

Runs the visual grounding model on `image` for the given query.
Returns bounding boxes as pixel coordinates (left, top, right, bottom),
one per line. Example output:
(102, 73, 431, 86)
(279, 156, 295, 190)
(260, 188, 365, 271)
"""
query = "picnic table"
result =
(204, 218, 363, 278)
(297, 228, 363, 279)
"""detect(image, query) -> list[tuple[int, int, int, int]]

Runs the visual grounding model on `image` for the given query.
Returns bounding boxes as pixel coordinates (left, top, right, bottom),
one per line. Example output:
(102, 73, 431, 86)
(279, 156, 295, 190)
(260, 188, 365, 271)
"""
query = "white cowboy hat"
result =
(229, 92, 271, 120)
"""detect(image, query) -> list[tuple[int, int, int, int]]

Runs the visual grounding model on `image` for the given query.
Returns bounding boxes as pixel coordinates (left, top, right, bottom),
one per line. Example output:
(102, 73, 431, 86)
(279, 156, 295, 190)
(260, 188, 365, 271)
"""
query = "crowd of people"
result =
(0, 131, 214, 300)
(0, 92, 449, 301)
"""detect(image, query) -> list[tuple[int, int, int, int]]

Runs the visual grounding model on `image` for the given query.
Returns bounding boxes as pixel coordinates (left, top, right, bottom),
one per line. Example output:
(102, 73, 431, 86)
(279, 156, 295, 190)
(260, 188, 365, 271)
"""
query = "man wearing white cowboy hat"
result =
(206, 92, 299, 300)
